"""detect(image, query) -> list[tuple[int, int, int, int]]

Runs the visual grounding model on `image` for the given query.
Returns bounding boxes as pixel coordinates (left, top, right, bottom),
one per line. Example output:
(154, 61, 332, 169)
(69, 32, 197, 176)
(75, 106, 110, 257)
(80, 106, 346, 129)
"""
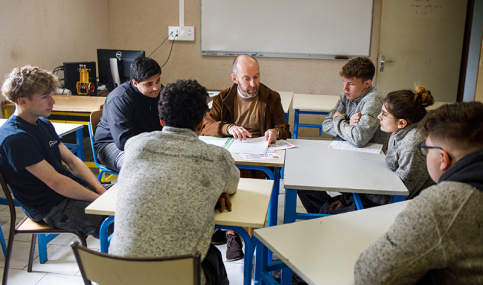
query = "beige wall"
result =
(108, 0, 382, 136)
(0, 0, 109, 116)
(0, 0, 381, 133)
(108, 0, 381, 93)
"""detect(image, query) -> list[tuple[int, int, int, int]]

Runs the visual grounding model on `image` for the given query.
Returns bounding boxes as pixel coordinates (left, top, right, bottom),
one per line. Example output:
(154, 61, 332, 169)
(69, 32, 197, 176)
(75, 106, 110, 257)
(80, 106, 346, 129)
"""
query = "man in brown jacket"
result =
(201, 54, 290, 143)
(201, 54, 291, 262)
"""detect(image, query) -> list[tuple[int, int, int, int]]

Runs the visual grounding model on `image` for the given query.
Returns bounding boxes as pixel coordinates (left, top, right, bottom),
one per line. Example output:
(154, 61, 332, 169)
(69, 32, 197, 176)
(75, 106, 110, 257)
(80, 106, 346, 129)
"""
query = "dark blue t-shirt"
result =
(0, 116, 76, 220)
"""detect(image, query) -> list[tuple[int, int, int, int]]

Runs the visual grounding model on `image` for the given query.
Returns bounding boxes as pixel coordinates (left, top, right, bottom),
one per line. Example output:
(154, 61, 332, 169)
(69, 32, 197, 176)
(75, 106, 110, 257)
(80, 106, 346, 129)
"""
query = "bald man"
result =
(201, 54, 290, 143)
(201, 54, 291, 261)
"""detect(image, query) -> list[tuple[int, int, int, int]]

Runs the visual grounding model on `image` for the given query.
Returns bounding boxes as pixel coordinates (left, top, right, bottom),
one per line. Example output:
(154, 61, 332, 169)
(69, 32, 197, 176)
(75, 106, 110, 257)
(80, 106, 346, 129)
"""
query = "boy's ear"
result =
(439, 150, 452, 171)
(160, 119, 165, 127)
(16, 97, 27, 107)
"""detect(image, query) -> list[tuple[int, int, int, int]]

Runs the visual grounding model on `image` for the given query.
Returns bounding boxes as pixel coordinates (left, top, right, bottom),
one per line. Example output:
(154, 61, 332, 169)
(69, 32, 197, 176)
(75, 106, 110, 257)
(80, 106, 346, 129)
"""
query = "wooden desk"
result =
(200, 136, 285, 227)
(283, 139, 408, 223)
(234, 149, 284, 228)
(2, 95, 105, 125)
(254, 201, 410, 284)
(292, 93, 339, 139)
(0, 119, 85, 160)
(86, 178, 274, 285)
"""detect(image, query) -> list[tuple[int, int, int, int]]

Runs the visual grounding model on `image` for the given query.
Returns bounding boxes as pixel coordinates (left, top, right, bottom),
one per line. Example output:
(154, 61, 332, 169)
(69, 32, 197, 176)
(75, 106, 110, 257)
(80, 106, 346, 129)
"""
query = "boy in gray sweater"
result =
(355, 102, 483, 284)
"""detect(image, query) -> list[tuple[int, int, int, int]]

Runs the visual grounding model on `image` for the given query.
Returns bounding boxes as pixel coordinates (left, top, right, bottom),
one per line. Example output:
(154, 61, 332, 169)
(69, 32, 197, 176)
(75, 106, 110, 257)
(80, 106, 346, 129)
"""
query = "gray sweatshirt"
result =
(322, 85, 388, 149)
(355, 149, 483, 284)
(385, 123, 434, 199)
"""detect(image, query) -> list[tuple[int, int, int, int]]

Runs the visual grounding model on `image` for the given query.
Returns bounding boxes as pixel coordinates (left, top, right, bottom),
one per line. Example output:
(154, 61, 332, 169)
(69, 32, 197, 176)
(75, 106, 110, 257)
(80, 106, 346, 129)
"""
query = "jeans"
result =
(96, 142, 124, 172)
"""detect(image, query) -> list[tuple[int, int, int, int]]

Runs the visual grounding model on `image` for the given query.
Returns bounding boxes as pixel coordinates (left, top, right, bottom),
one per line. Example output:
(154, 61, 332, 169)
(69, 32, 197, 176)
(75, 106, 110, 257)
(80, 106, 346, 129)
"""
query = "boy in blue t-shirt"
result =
(0, 65, 107, 238)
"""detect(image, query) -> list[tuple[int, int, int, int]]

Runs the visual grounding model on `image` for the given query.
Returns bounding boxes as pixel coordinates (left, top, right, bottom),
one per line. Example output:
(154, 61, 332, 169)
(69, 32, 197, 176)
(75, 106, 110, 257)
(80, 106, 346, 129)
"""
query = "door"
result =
(376, 0, 467, 102)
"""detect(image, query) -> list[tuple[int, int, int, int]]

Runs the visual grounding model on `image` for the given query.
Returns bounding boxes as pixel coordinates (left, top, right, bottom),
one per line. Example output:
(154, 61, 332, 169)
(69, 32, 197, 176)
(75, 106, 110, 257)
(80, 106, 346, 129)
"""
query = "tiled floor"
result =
(0, 179, 307, 285)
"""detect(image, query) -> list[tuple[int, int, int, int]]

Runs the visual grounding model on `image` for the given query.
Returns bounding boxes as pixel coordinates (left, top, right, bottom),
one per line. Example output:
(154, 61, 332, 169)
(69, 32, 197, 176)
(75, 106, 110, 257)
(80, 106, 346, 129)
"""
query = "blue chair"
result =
(88, 110, 119, 181)
(0, 171, 87, 285)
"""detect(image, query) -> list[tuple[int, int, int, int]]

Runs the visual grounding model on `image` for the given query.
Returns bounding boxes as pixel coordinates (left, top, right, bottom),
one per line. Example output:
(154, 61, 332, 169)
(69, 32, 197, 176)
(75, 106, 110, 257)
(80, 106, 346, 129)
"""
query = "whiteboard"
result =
(201, 0, 374, 59)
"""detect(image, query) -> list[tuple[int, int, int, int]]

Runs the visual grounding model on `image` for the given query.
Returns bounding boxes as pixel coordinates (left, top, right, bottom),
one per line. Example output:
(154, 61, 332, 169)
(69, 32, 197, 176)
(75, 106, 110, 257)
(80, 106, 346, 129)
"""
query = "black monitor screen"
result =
(97, 49, 145, 91)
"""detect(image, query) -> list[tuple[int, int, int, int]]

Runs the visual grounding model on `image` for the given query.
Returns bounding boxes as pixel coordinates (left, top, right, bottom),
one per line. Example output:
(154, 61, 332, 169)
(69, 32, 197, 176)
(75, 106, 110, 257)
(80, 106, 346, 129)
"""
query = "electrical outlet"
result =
(168, 26, 195, 41)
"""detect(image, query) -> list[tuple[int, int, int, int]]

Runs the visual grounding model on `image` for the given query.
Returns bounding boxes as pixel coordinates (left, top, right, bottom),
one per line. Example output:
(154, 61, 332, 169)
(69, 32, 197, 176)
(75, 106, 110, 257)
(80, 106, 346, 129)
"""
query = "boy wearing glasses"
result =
(355, 102, 483, 284)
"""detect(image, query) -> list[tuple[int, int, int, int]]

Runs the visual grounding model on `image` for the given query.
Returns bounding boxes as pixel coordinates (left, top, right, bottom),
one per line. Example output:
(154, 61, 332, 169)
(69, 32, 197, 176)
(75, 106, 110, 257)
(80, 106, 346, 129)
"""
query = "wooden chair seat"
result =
(17, 217, 58, 232)
(0, 171, 87, 285)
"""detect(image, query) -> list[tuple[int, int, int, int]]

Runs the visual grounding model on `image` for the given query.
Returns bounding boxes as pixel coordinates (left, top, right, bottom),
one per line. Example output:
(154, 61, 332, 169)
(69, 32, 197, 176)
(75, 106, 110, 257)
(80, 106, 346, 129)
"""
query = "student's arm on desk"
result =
(217, 151, 240, 213)
(333, 97, 382, 147)
(354, 197, 444, 285)
(322, 98, 343, 137)
(26, 160, 100, 202)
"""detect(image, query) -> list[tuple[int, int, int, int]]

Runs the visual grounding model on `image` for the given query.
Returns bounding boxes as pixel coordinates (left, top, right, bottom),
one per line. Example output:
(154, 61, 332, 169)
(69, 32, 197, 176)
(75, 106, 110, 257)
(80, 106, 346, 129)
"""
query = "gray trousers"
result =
(96, 142, 124, 172)
(42, 183, 109, 239)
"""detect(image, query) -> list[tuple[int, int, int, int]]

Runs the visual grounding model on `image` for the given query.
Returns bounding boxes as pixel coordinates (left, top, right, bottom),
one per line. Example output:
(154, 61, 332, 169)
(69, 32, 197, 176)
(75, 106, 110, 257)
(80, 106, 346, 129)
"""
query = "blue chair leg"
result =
(37, 233, 59, 264)
(100, 216, 115, 253)
(0, 228, 6, 257)
(353, 193, 364, 210)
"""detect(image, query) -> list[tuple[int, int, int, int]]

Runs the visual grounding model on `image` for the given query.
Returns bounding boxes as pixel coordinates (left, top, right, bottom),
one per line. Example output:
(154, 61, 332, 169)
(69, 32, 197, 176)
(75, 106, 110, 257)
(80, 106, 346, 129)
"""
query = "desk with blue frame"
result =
(85, 178, 273, 285)
(254, 201, 410, 284)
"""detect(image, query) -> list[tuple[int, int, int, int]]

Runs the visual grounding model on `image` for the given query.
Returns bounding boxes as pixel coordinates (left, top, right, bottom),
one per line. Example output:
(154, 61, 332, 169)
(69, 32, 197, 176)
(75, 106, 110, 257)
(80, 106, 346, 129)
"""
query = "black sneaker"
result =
(211, 229, 227, 245)
(226, 232, 244, 261)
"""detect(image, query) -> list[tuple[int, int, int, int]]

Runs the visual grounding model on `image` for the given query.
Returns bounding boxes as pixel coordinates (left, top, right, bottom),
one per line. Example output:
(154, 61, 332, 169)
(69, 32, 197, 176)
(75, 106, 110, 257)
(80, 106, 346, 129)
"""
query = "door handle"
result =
(379, 55, 393, 72)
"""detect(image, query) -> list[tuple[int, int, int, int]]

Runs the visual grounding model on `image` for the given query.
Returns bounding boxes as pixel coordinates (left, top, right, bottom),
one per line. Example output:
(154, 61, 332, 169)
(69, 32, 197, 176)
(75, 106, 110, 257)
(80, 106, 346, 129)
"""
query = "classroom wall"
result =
(107, 0, 382, 137)
(0, 0, 110, 117)
(108, 0, 382, 93)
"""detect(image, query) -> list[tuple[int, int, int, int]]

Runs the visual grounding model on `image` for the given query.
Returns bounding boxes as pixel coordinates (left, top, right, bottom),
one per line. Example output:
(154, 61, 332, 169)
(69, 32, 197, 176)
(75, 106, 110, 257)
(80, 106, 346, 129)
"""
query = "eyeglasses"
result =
(417, 141, 452, 161)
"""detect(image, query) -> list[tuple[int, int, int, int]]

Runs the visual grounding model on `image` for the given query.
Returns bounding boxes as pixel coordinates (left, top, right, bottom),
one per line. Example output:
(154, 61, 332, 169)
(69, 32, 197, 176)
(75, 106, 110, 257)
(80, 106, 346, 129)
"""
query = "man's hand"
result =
(330, 200, 344, 211)
(350, 112, 362, 126)
(217, 193, 232, 213)
(264, 129, 278, 144)
(228, 125, 252, 141)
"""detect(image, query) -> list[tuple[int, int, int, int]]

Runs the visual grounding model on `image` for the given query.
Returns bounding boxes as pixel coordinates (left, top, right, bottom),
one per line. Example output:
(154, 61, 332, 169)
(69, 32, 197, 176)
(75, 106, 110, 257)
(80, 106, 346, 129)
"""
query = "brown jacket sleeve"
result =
(266, 90, 291, 139)
(200, 89, 233, 137)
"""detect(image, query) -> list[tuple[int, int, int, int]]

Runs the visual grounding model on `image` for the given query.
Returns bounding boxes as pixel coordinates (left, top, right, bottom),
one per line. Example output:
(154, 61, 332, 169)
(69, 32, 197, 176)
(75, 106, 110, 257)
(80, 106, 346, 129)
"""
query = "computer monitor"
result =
(97, 49, 145, 91)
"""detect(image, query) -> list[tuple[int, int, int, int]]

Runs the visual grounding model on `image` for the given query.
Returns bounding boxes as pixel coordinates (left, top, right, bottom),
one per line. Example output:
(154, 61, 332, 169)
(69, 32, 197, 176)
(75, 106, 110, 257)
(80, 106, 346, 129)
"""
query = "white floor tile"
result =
(2, 267, 46, 285)
(35, 272, 85, 285)
(29, 244, 80, 275)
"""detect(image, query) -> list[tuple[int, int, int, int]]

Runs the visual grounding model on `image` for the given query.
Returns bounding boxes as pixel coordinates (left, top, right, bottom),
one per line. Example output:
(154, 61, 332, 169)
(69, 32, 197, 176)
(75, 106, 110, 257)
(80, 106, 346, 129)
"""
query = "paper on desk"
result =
(199, 136, 230, 148)
(227, 137, 269, 155)
(239, 150, 280, 160)
(268, 140, 296, 151)
(328, 141, 383, 154)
